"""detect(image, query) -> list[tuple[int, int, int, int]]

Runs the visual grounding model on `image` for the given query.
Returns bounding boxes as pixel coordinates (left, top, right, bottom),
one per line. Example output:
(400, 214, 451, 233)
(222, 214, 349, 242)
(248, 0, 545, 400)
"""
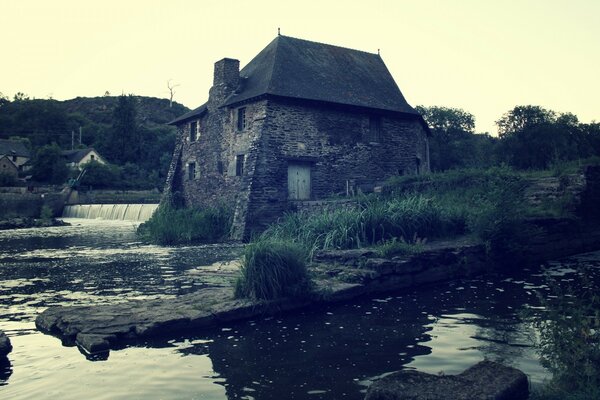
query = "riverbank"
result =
(36, 216, 600, 356)
(0, 217, 69, 230)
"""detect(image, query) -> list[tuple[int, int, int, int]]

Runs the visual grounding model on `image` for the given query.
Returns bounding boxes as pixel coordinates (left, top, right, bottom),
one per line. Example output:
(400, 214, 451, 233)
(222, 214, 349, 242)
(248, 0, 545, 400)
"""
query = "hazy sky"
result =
(1, 0, 598, 134)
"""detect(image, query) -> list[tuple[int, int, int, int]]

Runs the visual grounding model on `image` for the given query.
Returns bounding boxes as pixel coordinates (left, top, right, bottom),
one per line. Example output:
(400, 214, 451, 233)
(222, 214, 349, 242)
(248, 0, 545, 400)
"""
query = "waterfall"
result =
(62, 204, 159, 222)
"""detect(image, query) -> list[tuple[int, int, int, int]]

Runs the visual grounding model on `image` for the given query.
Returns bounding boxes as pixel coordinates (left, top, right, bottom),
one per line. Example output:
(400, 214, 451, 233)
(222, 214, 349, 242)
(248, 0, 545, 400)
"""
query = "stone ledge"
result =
(0, 330, 12, 358)
(364, 360, 529, 400)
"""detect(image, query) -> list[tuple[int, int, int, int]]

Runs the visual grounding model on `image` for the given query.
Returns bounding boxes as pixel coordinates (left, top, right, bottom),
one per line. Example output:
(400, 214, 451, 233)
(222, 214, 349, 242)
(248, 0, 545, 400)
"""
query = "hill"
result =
(0, 94, 190, 189)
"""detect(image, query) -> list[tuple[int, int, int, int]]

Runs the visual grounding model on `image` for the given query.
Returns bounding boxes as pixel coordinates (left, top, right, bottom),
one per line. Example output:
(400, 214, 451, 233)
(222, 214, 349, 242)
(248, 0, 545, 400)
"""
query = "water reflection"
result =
(0, 220, 599, 399)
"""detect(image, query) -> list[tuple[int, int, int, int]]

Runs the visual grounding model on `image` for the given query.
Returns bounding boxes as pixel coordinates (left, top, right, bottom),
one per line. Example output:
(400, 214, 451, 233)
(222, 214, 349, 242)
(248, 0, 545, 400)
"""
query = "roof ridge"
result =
(265, 36, 283, 94)
(278, 34, 379, 57)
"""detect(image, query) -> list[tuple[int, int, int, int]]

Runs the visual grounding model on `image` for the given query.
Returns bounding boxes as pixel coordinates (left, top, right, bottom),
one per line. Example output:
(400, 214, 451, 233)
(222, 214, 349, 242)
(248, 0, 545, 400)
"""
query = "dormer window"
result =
(237, 107, 246, 131)
(190, 121, 198, 141)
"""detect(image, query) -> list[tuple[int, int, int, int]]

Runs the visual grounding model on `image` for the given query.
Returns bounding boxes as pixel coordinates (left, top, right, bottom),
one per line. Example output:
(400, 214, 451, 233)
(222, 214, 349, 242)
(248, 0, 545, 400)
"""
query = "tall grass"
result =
(262, 193, 465, 254)
(234, 238, 312, 300)
(137, 202, 232, 245)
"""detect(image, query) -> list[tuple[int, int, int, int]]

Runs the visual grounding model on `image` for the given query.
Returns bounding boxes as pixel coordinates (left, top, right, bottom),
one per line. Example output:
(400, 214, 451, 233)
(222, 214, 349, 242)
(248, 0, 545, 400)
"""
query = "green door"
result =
(288, 163, 311, 200)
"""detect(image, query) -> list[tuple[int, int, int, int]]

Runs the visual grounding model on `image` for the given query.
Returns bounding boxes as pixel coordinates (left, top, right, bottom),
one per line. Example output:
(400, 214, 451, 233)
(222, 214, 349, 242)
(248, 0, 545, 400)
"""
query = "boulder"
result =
(365, 360, 528, 400)
(0, 330, 12, 358)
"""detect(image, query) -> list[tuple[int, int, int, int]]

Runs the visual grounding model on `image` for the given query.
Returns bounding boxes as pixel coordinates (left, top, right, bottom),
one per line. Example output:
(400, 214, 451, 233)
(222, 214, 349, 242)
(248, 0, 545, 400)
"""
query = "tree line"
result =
(0, 92, 188, 188)
(417, 105, 600, 172)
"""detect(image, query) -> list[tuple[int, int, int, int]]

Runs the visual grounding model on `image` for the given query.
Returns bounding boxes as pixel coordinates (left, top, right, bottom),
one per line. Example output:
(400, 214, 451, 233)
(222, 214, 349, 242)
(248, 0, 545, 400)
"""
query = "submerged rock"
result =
(364, 360, 528, 400)
(0, 330, 12, 358)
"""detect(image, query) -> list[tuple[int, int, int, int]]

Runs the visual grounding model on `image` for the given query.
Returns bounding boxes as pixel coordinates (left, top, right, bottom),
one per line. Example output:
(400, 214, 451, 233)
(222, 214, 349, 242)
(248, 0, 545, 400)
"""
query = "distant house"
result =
(0, 139, 32, 172)
(166, 35, 430, 239)
(0, 155, 19, 180)
(61, 148, 106, 169)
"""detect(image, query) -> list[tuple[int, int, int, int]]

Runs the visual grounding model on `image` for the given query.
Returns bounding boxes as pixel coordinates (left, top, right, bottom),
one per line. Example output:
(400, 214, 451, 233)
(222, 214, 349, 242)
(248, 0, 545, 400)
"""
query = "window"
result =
(190, 121, 198, 141)
(237, 107, 246, 131)
(235, 154, 245, 176)
(90, 155, 95, 161)
(368, 116, 382, 142)
(217, 161, 224, 175)
(188, 162, 196, 180)
(12, 155, 17, 162)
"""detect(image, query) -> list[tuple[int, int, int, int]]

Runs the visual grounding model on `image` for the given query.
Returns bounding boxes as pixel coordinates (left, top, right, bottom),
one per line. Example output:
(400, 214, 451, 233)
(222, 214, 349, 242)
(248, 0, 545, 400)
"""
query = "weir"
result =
(62, 204, 159, 222)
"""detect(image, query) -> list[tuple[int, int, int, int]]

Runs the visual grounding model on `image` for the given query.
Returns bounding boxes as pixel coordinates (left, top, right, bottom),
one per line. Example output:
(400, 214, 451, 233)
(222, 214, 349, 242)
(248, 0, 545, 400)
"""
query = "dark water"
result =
(0, 219, 599, 399)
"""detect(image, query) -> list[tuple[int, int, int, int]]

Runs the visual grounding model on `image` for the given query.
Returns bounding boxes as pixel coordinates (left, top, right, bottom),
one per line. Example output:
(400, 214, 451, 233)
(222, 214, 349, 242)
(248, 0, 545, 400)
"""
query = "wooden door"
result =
(288, 163, 311, 200)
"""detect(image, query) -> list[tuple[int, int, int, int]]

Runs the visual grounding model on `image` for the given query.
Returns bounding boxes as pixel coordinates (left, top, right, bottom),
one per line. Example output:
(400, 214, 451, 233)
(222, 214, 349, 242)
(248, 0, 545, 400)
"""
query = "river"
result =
(0, 219, 598, 399)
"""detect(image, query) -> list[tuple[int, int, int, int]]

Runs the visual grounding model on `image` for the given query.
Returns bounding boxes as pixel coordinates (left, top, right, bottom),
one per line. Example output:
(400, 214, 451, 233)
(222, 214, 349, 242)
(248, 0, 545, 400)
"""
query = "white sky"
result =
(1, 0, 598, 134)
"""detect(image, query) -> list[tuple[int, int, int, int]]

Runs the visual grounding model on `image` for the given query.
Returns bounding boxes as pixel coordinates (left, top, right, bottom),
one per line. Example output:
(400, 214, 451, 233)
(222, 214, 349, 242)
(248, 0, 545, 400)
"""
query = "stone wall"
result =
(242, 99, 429, 238)
(168, 95, 429, 240)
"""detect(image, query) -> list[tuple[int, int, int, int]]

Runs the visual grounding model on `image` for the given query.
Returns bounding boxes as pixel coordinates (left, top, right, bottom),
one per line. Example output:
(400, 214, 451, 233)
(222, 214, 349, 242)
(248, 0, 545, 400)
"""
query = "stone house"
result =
(166, 35, 430, 240)
(61, 148, 106, 170)
(0, 155, 19, 180)
(0, 139, 31, 172)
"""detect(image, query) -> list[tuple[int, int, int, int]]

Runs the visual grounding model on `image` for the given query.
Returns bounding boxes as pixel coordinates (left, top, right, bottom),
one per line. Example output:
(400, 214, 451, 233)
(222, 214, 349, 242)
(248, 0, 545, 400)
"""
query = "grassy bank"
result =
(137, 202, 232, 245)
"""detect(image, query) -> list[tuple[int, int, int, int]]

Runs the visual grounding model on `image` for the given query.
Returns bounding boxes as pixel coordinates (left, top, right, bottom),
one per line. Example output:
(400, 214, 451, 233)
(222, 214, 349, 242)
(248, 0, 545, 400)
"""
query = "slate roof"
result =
(0, 139, 31, 158)
(223, 35, 419, 115)
(167, 103, 208, 125)
(61, 148, 103, 164)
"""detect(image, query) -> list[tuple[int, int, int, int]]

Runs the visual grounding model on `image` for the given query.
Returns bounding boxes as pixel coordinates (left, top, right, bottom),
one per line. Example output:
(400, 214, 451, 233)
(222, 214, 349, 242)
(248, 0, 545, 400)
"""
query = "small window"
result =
(235, 155, 245, 176)
(12, 155, 17, 162)
(368, 116, 382, 142)
(190, 121, 198, 141)
(237, 108, 246, 131)
(217, 161, 224, 175)
(188, 162, 196, 180)
(90, 154, 95, 161)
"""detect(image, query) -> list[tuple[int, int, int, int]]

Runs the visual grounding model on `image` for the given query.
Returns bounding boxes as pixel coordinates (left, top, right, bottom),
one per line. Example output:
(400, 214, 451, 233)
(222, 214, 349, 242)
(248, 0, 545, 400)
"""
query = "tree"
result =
(167, 80, 180, 108)
(31, 143, 69, 184)
(416, 105, 495, 171)
(496, 105, 556, 138)
(108, 95, 141, 164)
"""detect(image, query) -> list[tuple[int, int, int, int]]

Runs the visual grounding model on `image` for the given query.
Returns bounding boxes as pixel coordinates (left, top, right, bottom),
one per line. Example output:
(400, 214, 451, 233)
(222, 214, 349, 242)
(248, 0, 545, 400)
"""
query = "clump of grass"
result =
(234, 238, 312, 301)
(263, 194, 464, 254)
(137, 202, 232, 245)
(375, 236, 426, 258)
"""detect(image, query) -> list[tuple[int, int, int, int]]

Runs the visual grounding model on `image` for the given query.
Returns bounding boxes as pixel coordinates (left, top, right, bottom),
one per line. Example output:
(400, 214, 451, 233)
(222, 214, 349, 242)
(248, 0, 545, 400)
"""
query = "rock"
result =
(0, 330, 12, 358)
(364, 360, 528, 400)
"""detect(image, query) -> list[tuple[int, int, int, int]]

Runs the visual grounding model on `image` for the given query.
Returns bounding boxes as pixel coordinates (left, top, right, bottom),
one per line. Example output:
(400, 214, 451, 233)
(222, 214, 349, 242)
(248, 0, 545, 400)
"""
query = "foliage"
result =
(375, 236, 425, 258)
(137, 201, 232, 245)
(262, 194, 464, 255)
(39, 205, 53, 220)
(0, 172, 16, 186)
(78, 160, 121, 189)
(30, 143, 69, 184)
(0, 94, 185, 189)
(416, 105, 497, 171)
(530, 273, 600, 399)
(234, 237, 312, 300)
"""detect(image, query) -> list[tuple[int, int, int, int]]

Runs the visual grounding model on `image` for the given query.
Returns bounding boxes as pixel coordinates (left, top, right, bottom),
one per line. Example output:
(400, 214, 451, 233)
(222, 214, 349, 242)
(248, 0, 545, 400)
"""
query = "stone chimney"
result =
(213, 58, 240, 88)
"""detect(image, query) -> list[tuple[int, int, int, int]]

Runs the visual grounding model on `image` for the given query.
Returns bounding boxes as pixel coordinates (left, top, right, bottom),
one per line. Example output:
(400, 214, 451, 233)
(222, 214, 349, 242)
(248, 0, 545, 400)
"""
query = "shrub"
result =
(137, 202, 232, 245)
(234, 238, 312, 301)
(530, 273, 600, 399)
(39, 205, 53, 220)
(375, 236, 425, 258)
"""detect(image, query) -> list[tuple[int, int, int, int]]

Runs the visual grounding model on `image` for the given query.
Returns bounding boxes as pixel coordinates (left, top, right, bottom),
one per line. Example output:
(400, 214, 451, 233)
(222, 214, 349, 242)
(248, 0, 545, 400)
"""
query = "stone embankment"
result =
(364, 360, 529, 400)
(0, 217, 69, 230)
(0, 330, 12, 359)
(37, 215, 600, 357)
(36, 237, 488, 356)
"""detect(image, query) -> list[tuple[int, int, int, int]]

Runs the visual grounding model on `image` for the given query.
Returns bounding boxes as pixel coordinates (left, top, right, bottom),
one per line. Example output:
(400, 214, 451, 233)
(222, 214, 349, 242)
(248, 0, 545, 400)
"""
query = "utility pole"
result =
(71, 130, 74, 150)
(79, 126, 82, 146)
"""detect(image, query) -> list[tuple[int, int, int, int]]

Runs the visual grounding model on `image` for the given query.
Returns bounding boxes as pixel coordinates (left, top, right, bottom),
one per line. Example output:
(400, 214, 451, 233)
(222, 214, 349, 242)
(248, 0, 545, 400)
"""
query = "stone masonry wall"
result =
(242, 99, 429, 238)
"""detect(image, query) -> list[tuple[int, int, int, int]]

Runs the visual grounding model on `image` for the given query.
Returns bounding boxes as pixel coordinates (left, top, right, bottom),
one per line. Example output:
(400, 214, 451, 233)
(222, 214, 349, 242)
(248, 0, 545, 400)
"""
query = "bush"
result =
(234, 238, 312, 301)
(375, 237, 425, 258)
(137, 202, 232, 245)
(0, 172, 16, 186)
(530, 273, 600, 399)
